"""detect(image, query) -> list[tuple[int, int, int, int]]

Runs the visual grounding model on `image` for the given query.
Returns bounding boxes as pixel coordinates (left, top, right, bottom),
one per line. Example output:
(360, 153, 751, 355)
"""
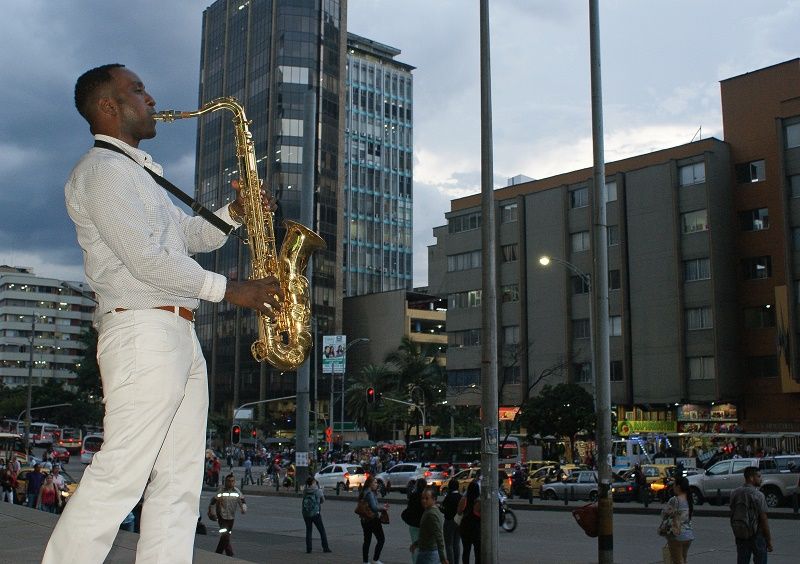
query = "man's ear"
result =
(97, 96, 117, 117)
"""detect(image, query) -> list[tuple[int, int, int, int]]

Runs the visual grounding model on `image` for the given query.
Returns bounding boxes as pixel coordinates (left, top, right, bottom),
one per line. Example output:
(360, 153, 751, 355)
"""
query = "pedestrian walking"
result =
(37, 474, 61, 514)
(439, 478, 462, 564)
(25, 463, 45, 508)
(411, 487, 448, 564)
(457, 481, 481, 564)
(208, 474, 247, 557)
(358, 476, 387, 564)
(243, 457, 254, 485)
(402, 477, 427, 563)
(1, 468, 14, 503)
(730, 467, 773, 564)
(658, 476, 694, 564)
(301, 476, 332, 554)
(41, 63, 281, 564)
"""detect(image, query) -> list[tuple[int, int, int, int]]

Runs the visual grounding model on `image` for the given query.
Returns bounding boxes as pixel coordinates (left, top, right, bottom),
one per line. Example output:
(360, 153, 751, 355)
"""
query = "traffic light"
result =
(231, 425, 241, 444)
(424, 428, 431, 439)
(366, 387, 376, 404)
(251, 428, 257, 438)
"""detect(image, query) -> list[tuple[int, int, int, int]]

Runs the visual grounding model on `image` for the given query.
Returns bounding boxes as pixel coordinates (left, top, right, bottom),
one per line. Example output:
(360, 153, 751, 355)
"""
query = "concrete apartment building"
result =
(0, 266, 95, 388)
(428, 59, 800, 434)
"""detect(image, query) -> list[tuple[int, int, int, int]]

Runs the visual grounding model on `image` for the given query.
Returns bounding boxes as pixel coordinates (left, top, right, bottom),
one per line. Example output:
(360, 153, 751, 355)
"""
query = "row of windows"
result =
(573, 361, 624, 383)
(447, 250, 481, 272)
(572, 317, 622, 338)
(448, 284, 519, 309)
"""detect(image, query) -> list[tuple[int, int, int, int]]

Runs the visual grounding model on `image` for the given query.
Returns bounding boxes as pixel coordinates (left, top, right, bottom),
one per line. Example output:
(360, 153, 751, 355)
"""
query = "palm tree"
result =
(345, 364, 404, 440)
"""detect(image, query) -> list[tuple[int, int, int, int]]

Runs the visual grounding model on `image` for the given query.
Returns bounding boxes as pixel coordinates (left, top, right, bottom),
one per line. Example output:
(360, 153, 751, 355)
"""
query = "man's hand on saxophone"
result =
(229, 178, 277, 221)
(224, 277, 284, 317)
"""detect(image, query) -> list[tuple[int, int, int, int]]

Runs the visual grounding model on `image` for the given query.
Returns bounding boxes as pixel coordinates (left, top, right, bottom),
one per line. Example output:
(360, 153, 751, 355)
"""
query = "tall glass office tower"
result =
(344, 33, 414, 296)
(194, 0, 346, 414)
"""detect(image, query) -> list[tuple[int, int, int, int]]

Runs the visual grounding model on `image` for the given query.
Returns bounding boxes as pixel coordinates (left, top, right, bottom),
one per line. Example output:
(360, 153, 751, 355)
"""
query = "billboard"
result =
(322, 335, 347, 374)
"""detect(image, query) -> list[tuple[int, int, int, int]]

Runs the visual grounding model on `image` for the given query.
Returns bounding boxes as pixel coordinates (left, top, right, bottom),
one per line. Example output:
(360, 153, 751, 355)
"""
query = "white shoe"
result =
(372, 561, 385, 564)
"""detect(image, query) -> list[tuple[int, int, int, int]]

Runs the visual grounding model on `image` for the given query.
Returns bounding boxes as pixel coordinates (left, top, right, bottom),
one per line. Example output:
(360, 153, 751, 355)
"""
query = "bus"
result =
(0, 432, 30, 465)
(18, 422, 61, 447)
(405, 436, 522, 469)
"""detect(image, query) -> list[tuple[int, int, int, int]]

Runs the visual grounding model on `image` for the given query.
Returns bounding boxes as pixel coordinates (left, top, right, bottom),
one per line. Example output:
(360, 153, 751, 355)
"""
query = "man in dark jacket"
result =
(26, 463, 45, 508)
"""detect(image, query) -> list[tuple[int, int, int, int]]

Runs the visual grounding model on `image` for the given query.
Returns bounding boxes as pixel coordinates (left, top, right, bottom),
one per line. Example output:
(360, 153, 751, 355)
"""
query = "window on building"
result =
(448, 212, 481, 233)
(609, 269, 621, 290)
(449, 329, 481, 347)
(448, 289, 482, 309)
(679, 162, 706, 186)
(501, 243, 519, 262)
(785, 122, 800, 149)
(735, 160, 766, 183)
(610, 360, 623, 382)
(739, 208, 769, 231)
(572, 275, 591, 295)
(500, 284, 519, 303)
(447, 250, 482, 272)
(278, 65, 309, 85)
(609, 315, 622, 336)
(684, 258, 711, 282)
(573, 318, 590, 339)
(606, 181, 618, 202)
(448, 369, 480, 388)
(570, 187, 589, 208)
(571, 231, 590, 252)
(503, 325, 520, 345)
(278, 145, 303, 164)
(608, 225, 620, 246)
(686, 307, 713, 330)
(742, 256, 772, 280)
(681, 210, 708, 234)
(502, 365, 521, 385)
(791, 175, 800, 199)
(574, 362, 592, 383)
(688, 356, 715, 380)
(747, 355, 778, 378)
(743, 305, 776, 329)
(500, 202, 518, 223)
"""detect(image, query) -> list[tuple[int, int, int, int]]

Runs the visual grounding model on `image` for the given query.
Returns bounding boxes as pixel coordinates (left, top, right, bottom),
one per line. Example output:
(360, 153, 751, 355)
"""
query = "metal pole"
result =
(479, 0, 499, 560)
(329, 371, 335, 453)
(295, 86, 317, 490)
(24, 314, 35, 454)
(589, 1, 613, 561)
(340, 370, 345, 445)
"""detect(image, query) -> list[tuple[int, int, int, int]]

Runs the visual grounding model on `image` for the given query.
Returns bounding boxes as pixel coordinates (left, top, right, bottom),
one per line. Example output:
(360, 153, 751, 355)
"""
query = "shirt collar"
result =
(94, 134, 155, 168)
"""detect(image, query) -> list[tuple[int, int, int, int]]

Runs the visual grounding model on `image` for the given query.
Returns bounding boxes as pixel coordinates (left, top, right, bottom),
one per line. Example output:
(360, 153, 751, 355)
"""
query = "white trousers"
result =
(43, 309, 208, 564)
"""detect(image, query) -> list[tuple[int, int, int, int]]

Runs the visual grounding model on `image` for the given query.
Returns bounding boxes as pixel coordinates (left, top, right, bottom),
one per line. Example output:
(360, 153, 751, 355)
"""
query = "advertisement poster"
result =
(322, 335, 346, 374)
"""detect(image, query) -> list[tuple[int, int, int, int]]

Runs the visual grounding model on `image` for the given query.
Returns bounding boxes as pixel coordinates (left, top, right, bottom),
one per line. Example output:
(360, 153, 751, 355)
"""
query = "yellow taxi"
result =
(451, 466, 511, 494)
(616, 464, 675, 501)
(14, 466, 79, 507)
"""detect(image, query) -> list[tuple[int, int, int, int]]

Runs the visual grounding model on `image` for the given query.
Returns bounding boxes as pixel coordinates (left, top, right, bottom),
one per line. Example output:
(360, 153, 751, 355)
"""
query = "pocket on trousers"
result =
(134, 324, 178, 352)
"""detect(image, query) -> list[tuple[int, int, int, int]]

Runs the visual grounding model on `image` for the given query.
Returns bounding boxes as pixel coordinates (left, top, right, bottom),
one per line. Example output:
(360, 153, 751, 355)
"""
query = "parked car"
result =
(313, 464, 368, 491)
(80, 434, 103, 464)
(540, 470, 599, 501)
(375, 462, 450, 496)
(527, 464, 585, 498)
(687, 457, 800, 507)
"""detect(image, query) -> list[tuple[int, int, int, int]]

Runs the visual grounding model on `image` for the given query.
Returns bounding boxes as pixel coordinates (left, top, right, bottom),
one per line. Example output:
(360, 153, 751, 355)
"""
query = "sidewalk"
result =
(0, 502, 252, 564)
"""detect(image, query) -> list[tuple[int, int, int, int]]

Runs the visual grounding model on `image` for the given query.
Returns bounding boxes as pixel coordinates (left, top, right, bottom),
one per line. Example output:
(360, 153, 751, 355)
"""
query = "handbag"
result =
(355, 498, 373, 519)
(379, 508, 390, 524)
(657, 498, 680, 537)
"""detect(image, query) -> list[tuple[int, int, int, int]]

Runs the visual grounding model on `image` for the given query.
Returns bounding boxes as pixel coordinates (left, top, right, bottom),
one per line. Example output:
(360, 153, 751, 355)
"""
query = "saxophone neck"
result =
(153, 96, 247, 123)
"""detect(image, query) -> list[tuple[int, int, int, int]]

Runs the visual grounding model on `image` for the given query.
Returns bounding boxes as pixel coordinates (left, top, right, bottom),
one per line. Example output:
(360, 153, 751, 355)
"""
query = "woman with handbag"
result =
(658, 476, 694, 563)
(458, 481, 481, 564)
(358, 476, 387, 564)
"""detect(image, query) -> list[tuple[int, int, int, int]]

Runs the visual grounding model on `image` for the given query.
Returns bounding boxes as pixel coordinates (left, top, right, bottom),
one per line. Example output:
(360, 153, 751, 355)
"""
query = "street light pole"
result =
(24, 314, 35, 453)
(328, 337, 369, 452)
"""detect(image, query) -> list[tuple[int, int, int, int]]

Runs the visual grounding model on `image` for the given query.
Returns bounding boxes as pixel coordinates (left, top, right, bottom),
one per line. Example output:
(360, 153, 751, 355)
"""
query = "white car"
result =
(313, 464, 368, 491)
(80, 434, 103, 464)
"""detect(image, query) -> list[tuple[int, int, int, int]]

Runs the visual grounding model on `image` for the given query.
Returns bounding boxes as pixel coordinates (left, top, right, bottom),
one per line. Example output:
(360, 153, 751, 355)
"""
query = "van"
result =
(26, 423, 60, 447)
(81, 435, 104, 464)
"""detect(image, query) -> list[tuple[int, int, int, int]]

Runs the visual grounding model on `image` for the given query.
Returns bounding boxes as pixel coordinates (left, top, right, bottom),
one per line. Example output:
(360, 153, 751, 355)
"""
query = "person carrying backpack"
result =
(301, 477, 331, 554)
(729, 467, 773, 563)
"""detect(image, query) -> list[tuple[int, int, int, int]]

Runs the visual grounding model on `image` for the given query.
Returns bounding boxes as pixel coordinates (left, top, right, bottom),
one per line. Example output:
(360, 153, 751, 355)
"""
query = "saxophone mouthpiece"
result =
(153, 110, 184, 123)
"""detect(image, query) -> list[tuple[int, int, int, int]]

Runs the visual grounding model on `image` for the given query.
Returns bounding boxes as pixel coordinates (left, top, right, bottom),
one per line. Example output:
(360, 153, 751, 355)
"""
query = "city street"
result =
(52, 456, 800, 563)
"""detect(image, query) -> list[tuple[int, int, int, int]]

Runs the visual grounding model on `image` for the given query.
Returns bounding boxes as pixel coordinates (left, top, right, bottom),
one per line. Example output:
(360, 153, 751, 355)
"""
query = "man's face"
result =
(109, 67, 156, 146)
(226, 477, 236, 488)
(752, 471, 762, 487)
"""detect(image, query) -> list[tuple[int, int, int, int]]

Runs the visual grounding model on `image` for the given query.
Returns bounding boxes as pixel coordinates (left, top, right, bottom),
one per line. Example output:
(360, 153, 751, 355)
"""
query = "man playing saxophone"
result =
(42, 63, 281, 564)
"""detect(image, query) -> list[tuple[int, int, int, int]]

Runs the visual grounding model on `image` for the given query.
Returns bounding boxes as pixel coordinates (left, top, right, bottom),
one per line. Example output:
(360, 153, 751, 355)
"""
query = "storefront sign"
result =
(617, 420, 677, 436)
(499, 407, 520, 421)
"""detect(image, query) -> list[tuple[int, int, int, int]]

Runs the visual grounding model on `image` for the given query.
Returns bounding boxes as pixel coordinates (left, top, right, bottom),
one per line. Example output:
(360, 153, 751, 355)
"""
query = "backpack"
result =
(730, 489, 759, 540)
(302, 490, 319, 518)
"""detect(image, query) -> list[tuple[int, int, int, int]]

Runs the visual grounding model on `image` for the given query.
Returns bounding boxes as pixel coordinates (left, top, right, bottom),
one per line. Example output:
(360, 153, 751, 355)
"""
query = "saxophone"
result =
(154, 97, 326, 371)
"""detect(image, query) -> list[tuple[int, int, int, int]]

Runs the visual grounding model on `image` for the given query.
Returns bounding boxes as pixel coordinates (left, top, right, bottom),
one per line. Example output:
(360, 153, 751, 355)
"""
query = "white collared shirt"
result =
(65, 134, 241, 323)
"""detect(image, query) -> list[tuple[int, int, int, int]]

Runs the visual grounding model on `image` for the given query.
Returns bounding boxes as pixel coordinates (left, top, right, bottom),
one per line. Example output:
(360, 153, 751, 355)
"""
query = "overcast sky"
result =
(1, 1, 798, 287)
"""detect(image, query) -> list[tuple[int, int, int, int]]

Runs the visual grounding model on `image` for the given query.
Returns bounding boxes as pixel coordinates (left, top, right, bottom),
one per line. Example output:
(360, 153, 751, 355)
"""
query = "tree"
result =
(345, 364, 405, 440)
(519, 383, 595, 461)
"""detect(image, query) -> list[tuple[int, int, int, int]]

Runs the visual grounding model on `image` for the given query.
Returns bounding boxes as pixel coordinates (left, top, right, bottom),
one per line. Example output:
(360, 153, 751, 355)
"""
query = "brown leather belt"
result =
(113, 306, 195, 323)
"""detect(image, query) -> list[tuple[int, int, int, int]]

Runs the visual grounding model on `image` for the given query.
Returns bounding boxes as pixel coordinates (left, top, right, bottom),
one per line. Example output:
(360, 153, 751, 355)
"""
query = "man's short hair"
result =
(74, 64, 125, 121)
(743, 466, 759, 481)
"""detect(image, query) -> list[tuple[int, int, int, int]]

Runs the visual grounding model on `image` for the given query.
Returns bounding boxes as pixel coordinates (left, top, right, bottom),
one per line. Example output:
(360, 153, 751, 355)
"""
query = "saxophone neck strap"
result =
(93, 139, 240, 239)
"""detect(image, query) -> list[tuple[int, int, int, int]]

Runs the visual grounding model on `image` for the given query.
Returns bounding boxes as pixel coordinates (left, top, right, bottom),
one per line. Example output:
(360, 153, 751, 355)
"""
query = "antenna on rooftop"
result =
(691, 126, 702, 142)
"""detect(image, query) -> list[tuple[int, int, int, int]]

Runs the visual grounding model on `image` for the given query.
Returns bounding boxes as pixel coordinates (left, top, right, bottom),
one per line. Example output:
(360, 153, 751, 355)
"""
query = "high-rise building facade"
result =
(0, 266, 95, 388)
(343, 33, 414, 296)
(428, 60, 800, 435)
(194, 0, 346, 413)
